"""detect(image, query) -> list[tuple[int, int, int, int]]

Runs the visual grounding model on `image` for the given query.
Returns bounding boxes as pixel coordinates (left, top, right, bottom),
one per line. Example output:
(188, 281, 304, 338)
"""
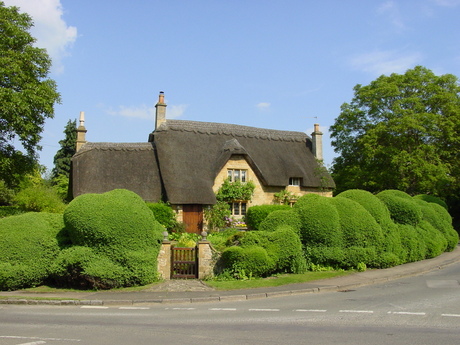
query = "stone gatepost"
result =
(198, 231, 214, 279)
(157, 231, 171, 280)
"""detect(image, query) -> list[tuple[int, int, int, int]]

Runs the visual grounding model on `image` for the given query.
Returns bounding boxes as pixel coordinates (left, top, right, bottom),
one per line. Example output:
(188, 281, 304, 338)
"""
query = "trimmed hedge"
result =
(258, 210, 302, 235)
(293, 194, 342, 247)
(413, 194, 448, 210)
(146, 202, 177, 230)
(0, 213, 64, 290)
(55, 189, 164, 289)
(377, 190, 423, 226)
(245, 204, 290, 230)
(220, 246, 275, 278)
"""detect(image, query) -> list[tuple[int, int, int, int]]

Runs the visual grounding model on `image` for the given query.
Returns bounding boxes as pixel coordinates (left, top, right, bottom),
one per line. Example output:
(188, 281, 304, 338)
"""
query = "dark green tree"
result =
(330, 66, 460, 198)
(51, 119, 76, 180)
(0, 2, 61, 188)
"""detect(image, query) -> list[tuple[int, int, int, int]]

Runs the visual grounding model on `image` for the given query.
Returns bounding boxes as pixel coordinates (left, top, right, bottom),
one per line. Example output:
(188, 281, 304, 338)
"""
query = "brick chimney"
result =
(155, 91, 167, 130)
(76, 111, 87, 152)
(311, 123, 323, 161)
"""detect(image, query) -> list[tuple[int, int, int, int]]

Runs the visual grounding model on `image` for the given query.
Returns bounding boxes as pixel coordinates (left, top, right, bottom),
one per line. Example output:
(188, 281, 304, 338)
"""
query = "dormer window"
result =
(228, 169, 247, 183)
(289, 177, 301, 186)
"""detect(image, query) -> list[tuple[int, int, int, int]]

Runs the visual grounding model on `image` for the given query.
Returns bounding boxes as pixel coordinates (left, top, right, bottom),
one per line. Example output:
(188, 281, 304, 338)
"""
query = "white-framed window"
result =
(289, 177, 301, 186)
(228, 169, 247, 183)
(230, 202, 247, 216)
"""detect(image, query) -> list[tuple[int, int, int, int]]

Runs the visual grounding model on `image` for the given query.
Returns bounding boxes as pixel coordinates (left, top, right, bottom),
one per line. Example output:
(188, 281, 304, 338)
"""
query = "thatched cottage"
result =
(71, 92, 335, 233)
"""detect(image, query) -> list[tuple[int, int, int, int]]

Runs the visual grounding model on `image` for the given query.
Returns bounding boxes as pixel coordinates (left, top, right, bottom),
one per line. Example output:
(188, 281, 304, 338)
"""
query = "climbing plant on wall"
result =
(216, 179, 255, 202)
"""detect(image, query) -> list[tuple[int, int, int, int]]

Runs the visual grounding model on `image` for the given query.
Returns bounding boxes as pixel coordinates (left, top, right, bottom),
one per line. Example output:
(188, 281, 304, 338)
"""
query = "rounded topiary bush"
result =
(0, 213, 64, 290)
(336, 189, 391, 224)
(416, 221, 447, 259)
(146, 202, 177, 230)
(266, 226, 306, 273)
(293, 194, 342, 247)
(245, 204, 290, 230)
(330, 197, 384, 249)
(220, 245, 275, 277)
(397, 223, 425, 263)
(377, 190, 423, 226)
(413, 194, 448, 210)
(258, 209, 302, 234)
(60, 189, 164, 288)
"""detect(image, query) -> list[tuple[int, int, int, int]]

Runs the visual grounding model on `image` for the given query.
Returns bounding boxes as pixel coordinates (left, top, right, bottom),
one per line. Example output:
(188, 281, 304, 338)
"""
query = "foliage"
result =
(330, 66, 460, 198)
(220, 246, 275, 278)
(0, 2, 61, 188)
(13, 183, 66, 213)
(0, 179, 14, 205)
(56, 189, 164, 289)
(258, 209, 302, 235)
(51, 119, 76, 180)
(146, 201, 177, 230)
(293, 194, 342, 247)
(0, 205, 25, 218)
(207, 229, 239, 252)
(273, 189, 298, 205)
(170, 232, 200, 248)
(413, 194, 448, 210)
(377, 190, 423, 226)
(0, 213, 64, 290)
(204, 201, 231, 232)
(245, 204, 290, 230)
(216, 178, 255, 202)
(51, 174, 71, 201)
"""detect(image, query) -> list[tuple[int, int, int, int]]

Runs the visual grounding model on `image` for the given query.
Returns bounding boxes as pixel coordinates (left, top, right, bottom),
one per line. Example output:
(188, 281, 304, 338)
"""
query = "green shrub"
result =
(266, 226, 306, 273)
(204, 201, 231, 232)
(0, 213, 64, 290)
(208, 229, 239, 252)
(293, 194, 342, 247)
(0, 206, 25, 218)
(416, 220, 447, 259)
(13, 184, 66, 213)
(377, 190, 423, 226)
(245, 204, 290, 230)
(336, 189, 403, 263)
(397, 223, 425, 263)
(305, 246, 345, 269)
(146, 202, 177, 230)
(0, 180, 15, 205)
(413, 194, 448, 210)
(61, 189, 164, 288)
(330, 197, 384, 249)
(258, 210, 302, 235)
(220, 246, 275, 278)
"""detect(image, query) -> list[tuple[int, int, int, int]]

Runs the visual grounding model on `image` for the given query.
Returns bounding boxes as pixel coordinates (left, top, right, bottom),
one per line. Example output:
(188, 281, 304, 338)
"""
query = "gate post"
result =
(198, 231, 214, 279)
(157, 231, 171, 280)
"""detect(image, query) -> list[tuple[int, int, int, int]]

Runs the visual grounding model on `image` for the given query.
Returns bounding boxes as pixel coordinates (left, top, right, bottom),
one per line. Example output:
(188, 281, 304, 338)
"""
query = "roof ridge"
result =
(161, 120, 308, 142)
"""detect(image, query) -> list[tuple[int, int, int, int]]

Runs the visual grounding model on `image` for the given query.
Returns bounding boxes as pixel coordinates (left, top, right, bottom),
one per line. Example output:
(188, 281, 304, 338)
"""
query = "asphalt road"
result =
(1, 262, 460, 345)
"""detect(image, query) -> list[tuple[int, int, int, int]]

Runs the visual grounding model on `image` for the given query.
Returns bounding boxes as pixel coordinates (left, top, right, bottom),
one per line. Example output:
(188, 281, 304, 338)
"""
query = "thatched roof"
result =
(151, 120, 334, 205)
(71, 142, 162, 202)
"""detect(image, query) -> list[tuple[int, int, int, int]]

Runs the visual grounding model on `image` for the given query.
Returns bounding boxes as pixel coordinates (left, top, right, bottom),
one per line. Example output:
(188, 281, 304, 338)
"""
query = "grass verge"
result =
(204, 270, 353, 290)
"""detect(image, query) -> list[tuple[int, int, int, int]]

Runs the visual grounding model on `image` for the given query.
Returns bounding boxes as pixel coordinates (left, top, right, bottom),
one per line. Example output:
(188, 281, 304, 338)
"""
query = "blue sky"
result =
(4, 0, 460, 171)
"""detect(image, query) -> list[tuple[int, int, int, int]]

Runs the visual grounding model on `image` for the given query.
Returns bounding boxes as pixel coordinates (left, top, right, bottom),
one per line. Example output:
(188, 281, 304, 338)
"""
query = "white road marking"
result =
(388, 311, 426, 316)
(119, 307, 150, 310)
(295, 309, 327, 312)
(339, 310, 374, 314)
(249, 308, 280, 312)
(17, 342, 46, 345)
(80, 306, 109, 309)
(165, 307, 196, 310)
(442, 314, 460, 318)
(0, 336, 80, 342)
(209, 308, 237, 311)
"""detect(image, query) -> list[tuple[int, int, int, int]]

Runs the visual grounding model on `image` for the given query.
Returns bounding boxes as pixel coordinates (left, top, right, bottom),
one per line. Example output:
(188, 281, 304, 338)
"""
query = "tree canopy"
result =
(0, 2, 61, 187)
(330, 66, 460, 198)
(51, 119, 76, 180)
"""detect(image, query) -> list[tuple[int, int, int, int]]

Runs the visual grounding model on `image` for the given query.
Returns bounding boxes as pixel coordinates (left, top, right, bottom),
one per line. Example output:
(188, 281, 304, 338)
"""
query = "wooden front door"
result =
(182, 204, 203, 234)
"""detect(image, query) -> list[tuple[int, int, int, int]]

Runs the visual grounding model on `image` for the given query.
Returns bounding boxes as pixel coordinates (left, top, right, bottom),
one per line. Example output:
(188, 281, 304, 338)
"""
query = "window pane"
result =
(233, 202, 240, 215)
(234, 170, 240, 182)
(241, 202, 247, 216)
(241, 170, 247, 182)
(228, 170, 233, 181)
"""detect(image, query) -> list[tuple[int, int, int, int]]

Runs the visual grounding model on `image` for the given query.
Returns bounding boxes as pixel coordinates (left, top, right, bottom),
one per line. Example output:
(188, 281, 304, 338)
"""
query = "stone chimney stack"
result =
(155, 91, 167, 130)
(76, 111, 87, 152)
(311, 123, 323, 161)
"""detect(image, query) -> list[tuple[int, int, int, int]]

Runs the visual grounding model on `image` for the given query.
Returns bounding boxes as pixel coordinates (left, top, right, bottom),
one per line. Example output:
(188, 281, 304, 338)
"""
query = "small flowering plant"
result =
(225, 216, 247, 228)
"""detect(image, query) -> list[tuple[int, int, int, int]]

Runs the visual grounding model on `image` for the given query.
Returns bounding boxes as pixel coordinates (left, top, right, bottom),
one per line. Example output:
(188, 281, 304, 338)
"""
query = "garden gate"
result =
(171, 247, 198, 279)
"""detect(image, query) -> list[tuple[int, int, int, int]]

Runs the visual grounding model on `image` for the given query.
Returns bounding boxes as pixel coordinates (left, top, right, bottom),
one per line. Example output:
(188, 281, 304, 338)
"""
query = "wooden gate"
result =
(171, 247, 198, 279)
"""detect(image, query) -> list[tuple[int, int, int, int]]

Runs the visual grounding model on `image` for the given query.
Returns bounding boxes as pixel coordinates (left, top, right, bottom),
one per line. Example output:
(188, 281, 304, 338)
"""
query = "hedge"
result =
(245, 204, 290, 230)
(330, 197, 384, 249)
(146, 202, 177, 230)
(220, 246, 275, 278)
(413, 194, 448, 210)
(0, 213, 64, 290)
(57, 189, 164, 289)
(258, 210, 302, 235)
(292, 194, 342, 247)
(377, 190, 423, 226)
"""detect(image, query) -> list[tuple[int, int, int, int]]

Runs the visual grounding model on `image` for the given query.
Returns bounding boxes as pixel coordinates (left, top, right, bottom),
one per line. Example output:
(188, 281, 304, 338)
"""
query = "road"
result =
(1, 262, 460, 345)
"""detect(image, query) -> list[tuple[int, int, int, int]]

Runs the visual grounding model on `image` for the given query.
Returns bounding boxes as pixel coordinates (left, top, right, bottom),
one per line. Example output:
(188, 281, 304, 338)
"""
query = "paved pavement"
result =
(1, 246, 459, 306)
